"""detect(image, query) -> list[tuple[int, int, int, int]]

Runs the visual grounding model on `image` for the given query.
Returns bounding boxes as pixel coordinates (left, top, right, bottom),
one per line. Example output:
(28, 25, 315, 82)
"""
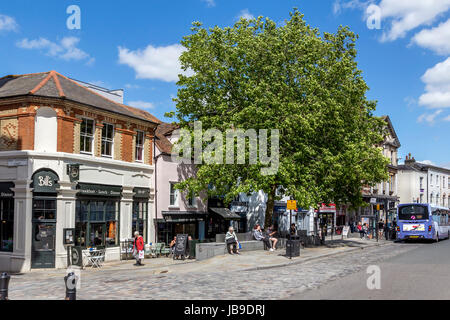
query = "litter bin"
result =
(286, 240, 300, 258)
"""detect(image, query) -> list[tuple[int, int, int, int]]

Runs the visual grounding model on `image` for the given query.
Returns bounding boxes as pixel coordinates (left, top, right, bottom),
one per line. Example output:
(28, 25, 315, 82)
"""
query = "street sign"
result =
(370, 198, 377, 204)
(287, 200, 297, 211)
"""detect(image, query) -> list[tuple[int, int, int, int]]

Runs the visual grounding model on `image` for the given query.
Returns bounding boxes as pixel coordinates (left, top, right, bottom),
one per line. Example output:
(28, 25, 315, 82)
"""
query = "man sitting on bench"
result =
(253, 224, 273, 251)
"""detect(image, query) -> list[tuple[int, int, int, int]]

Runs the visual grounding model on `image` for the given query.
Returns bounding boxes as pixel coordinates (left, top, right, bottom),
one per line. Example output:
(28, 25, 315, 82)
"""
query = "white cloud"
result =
(333, 0, 372, 15)
(118, 44, 190, 82)
(379, 0, 450, 42)
(444, 115, 450, 121)
(419, 57, 450, 109)
(128, 100, 155, 110)
(238, 9, 255, 20)
(411, 18, 450, 55)
(0, 14, 18, 32)
(125, 84, 141, 89)
(418, 160, 435, 165)
(417, 109, 443, 124)
(202, 0, 215, 7)
(16, 37, 94, 64)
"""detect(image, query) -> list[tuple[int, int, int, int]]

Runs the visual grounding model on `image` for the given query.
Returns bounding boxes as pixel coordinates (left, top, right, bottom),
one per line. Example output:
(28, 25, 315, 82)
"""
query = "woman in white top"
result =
(225, 226, 240, 255)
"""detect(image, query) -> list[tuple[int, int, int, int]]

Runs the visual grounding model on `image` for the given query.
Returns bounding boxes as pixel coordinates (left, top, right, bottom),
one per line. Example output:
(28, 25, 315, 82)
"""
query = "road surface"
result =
(291, 238, 450, 300)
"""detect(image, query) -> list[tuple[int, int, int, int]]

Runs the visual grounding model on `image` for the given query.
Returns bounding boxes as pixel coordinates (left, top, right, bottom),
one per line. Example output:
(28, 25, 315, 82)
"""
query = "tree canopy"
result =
(168, 9, 389, 227)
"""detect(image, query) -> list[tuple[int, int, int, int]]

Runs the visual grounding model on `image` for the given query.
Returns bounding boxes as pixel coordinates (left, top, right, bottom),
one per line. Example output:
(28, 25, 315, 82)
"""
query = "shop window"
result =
(101, 123, 114, 157)
(132, 201, 148, 242)
(75, 200, 119, 247)
(80, 118, 95, 154)
(135, 131, 144, 162)
(0, 198, 14, 252)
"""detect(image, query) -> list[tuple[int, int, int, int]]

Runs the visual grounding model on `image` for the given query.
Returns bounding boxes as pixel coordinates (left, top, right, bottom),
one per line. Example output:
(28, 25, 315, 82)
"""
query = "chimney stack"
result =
(405, 153, 416, 165)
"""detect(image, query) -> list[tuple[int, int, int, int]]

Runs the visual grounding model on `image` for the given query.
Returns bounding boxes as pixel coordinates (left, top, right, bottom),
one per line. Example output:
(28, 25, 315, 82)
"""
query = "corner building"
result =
(0, 71, 160, 272)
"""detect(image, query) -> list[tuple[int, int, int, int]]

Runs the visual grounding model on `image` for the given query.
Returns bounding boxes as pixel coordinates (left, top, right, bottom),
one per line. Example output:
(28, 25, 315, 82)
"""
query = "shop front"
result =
(318, 203, 337, 237)
(158, 211, 207, 244)
(74, 183, 122, 249)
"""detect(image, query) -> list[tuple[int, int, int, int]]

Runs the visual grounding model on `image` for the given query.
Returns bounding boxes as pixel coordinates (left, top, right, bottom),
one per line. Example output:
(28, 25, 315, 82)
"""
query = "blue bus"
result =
(396, 203, 450, 241)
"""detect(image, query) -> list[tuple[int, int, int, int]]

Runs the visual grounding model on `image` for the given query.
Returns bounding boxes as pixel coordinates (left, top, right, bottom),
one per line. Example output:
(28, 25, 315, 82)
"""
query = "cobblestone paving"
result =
(7, 242, 422, 300)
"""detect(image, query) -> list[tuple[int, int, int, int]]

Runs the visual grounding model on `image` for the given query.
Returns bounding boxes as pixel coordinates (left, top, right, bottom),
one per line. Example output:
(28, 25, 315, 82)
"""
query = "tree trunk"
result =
(264, 185, 277, 229)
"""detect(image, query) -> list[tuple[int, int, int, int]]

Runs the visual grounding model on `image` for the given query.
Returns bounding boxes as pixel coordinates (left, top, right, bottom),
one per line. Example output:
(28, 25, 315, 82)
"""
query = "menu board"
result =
(174, 234, 188, 256)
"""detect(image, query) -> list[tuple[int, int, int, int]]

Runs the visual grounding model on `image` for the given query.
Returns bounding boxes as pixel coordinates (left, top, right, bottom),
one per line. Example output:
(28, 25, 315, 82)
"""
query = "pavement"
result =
(6, 237, 417, 300)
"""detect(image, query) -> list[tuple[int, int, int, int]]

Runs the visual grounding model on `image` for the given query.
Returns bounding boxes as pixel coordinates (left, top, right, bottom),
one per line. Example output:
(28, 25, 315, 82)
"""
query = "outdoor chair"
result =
(155, 243, 164, 257)
(160, 243, 171, 257)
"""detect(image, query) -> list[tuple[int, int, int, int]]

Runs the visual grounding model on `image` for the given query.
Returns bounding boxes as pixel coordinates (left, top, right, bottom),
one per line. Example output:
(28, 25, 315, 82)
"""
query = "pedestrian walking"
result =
(378, 220, 385, 240)
(133, 231, 145, 266)
(357, 222, 364, 239)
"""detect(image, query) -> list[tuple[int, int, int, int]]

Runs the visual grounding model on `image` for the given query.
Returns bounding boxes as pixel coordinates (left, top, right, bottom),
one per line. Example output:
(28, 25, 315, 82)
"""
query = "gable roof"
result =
(155, 122, 178, 155)
(382, 115, 401, 148)
(0, 71, 161, 124)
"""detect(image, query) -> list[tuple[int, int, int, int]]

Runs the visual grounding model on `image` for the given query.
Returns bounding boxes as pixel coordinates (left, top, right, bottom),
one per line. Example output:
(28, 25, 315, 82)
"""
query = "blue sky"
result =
(0, 0, 449, 167)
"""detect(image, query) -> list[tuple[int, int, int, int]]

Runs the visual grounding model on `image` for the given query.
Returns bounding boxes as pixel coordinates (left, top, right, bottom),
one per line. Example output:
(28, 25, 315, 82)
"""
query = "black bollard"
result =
(0, 272, 10, 300)
(64, 272, 77, 300)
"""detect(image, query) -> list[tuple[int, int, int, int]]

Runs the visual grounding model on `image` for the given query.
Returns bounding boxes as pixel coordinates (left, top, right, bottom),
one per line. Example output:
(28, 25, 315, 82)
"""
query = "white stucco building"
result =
(0, 71, 159, 272)
(398, 154, 450, 208)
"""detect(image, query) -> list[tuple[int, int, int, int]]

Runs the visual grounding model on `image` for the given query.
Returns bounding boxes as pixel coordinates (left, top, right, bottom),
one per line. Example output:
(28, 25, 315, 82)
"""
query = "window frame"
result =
(75, 199, 120, 248)
(187, 190, 197, 208)
(169, 182, 179, 208)
(135, 130, 145, 163)
(101, 123, 114, 158)
(80, 118, 95, 155)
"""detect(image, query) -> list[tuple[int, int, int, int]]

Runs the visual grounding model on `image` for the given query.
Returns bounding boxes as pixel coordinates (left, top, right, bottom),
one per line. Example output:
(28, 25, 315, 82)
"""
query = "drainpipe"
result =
(153, 134, 160, 244)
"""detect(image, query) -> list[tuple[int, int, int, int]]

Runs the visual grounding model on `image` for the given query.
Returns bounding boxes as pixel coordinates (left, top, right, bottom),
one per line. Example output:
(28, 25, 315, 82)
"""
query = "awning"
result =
(77, 183, 122, 197)
(209, 207, 241, 220)
(162, 211, 207, 223)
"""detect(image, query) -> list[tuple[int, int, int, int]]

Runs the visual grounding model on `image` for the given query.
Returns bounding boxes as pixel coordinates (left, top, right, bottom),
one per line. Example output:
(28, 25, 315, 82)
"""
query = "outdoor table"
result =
(82, 249, 105, 268)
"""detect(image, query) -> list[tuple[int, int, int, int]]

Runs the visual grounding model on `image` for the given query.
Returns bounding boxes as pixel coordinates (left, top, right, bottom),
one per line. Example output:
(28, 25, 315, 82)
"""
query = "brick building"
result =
(0, 71, 160, 272)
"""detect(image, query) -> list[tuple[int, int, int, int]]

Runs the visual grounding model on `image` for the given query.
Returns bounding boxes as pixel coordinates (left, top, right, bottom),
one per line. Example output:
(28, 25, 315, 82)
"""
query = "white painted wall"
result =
(34, 107, 57, 153)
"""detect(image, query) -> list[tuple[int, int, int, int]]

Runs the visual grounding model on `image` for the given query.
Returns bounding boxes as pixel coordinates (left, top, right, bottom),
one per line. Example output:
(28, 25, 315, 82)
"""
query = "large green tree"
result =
(169, 9, 389, 227)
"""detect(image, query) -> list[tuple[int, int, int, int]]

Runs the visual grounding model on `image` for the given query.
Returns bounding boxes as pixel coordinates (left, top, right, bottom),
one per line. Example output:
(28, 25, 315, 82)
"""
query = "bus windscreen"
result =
(398, 205, 429, 220)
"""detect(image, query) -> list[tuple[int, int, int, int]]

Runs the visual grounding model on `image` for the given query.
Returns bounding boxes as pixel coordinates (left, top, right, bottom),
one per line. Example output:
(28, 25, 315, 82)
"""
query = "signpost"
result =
(287, 200, 297, 228)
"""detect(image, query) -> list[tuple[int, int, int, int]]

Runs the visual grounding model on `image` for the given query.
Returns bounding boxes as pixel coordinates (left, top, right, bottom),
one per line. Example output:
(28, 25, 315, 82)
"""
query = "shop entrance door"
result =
(31, 197, 57, 269)
(31, 222, 56, 268)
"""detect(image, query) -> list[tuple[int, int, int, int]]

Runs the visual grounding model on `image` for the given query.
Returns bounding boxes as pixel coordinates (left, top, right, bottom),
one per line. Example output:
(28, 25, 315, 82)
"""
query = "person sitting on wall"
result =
(289, 223, 297, 238)
(225, 226, 240, 255)
(253, 224, 272, 251)
(266, 225, 279, 251)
